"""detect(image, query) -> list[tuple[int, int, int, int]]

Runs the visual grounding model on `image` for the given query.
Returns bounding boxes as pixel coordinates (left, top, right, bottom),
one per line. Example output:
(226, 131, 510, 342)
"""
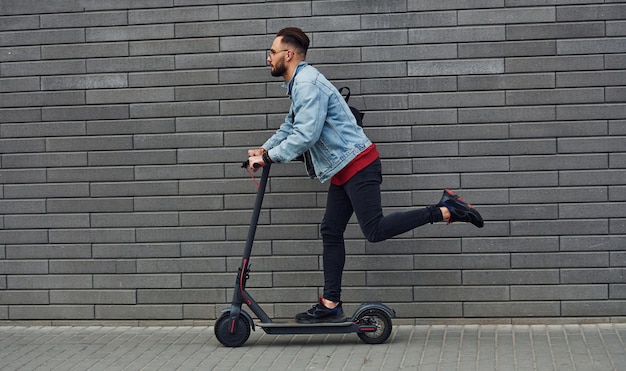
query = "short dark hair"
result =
(276, 27, 310, 55)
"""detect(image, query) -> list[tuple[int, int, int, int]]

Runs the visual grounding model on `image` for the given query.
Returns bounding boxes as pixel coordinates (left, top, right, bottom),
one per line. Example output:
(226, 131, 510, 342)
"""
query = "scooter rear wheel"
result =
(356, 308, 393, 344)
(215, 312, 251, 347)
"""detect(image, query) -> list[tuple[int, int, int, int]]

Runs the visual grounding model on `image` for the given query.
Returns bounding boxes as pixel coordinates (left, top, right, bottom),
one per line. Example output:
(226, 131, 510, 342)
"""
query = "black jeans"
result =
(320, 158, 442, 302)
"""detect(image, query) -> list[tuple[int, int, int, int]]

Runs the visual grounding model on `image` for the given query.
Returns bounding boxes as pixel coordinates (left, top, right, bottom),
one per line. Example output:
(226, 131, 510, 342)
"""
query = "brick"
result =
(414, 286, 509, 301)
(408, 0, 502, 11)
(412, 156, 509, 173)
(0, 260, 47, 274)
(129, 69, 220, 86)
(175, 19, 266, 38)
(507, 87, 604, 105)
(0, 291, 49, 305)
(313, 0, 407, 15)
(6, 244, 91, 259)
(0, 15, 39, 30)
(410, 91, 504, 109)
(0, 169, 45, 184)
(414, 254, 510, 270)
(409, 59, 504, 76)
(610, 284, 626, 298)
(463, 270, 559, 285)
(94, 274, 180, 289)
(0, 29, 84, 47)
(130, 101, 219, 118)
(0, 77, 39, 92)
(86, 118, 175, 135)
(42, 74, 127, 91)
(95, 305, 182, 320)
(7, 275, 92, 289)
(0, 200, 46, 214)
(130, 38, 219, 56)
(136, 226, 226, 242)
(9, 305, 94, 320)
(49, 228, 136, 244)
(605, 54, 626, 69)
(557, 37, 626, 55)
(46, 136, 132, 152)
(464, 302, 560, 317)
(506, 55, 604, 73)
(2, 60, 86, 77)
(460, 139, 556, 156)
(461, 7, 556, 24)
(511, 285, 607, 301)
(459, 106, 555, 123)
(0, 230, 48, 244)
(512, 252, 608, 268)
(88, 149, 176, 166)
(41, 42, 129, 60)
(137, 289, 224, 304)
(91, 212, 179, 228)
(562, 301, 626, 317)
(0, 108, 41, 123)
(458, 73, 555, 91)
(50, 290, 136, 304)
(220, 2, 311, 20)
(459, 41, 555, 58)
(559, 136, 626, 154)
(46, 198, 133, 213)
(510, 121, 608, 138)
(42, 105, 129, 122)
(1, 121, 86, 138)
(137, 258, 226, 273)
(510, 154, 608, 171)
(361, 11, 456, 29)
(560, 202, 626, 219)
(557, 71, 626, 87)
(0, 45, 40, 63)
(90, 181, 178, 197)
(0, 138, 45, 153)
(4, 214, 89, 229)
(510, 186, 607, 204)
(40, 11, 128, 28)
(86, 87, 174, 104)
(367, 271, 461, 286)
(1, 91, 83, 108)
(362, 77, 457, 94)
(507, 21, 605, 40)
(129, 6, 217, 24)
(0, 0, 81, 15)
(511, 220, 608, 236)
(410, 26, 504, 44)
(87, 56, 175, 73)
(557, 4, 626, 21)
(176, 83, 266, 102)
(92, 243, 180, 258)
(463, 237, 559, 253)
(86, 24, 174, 42)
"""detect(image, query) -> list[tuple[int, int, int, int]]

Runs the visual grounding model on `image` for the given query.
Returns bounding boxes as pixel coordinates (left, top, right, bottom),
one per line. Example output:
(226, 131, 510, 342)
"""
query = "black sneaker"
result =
(295, 298, 347, 323)
(438, 189, 484, 228)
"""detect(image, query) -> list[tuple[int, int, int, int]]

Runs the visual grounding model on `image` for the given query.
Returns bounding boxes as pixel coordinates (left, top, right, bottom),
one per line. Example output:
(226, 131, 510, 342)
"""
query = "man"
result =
(248, 27, 484, 324)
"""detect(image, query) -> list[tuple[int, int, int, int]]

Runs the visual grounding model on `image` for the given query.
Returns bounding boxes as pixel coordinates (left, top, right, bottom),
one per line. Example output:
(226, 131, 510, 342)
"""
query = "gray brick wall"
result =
(0, 0, 625, 323)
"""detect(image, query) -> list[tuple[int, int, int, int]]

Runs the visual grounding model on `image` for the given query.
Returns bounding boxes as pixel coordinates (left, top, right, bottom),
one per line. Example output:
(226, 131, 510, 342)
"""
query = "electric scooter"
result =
(214, 161, 396, 347)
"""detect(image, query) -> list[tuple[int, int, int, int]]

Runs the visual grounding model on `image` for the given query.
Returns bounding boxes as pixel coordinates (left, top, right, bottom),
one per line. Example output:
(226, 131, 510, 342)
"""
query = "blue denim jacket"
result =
(262, 62, 372, 183)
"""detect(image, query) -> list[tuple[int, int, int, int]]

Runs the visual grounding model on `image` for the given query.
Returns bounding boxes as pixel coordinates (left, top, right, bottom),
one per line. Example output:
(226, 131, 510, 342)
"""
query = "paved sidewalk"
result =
(1, 323, 625, 370)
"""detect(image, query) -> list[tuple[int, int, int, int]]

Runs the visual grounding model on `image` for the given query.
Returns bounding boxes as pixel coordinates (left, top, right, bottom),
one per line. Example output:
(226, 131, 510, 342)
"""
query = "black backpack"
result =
(297, 86, 364, 178)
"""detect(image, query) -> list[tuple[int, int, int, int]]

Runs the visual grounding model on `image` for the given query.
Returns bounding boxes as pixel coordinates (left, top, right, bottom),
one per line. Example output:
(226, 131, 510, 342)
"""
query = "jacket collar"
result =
(283, 61, 308, 96)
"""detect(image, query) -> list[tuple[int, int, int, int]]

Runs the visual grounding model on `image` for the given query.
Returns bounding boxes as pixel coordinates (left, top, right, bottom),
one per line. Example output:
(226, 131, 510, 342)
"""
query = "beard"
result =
(270, 60, 287, 77)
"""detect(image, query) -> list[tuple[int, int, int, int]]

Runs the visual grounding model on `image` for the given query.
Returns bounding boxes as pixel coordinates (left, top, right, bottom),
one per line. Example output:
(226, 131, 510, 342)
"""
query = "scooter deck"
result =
(256, 320, 377, 335)
(257, 320, 354, 328)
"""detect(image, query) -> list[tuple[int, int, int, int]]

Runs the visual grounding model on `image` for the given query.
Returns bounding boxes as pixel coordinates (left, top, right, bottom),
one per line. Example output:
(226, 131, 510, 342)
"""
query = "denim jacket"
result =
(262, 62, 372, 183)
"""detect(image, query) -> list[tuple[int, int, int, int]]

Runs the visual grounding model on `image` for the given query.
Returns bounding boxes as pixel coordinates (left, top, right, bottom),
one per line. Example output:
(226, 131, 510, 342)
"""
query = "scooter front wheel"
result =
(356, 308, 393, 344)
(215, 312, 251, 347)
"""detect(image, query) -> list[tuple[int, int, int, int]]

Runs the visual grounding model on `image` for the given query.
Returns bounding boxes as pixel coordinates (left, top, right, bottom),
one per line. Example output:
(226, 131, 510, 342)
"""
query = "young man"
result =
(248, 27, 484, 323)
